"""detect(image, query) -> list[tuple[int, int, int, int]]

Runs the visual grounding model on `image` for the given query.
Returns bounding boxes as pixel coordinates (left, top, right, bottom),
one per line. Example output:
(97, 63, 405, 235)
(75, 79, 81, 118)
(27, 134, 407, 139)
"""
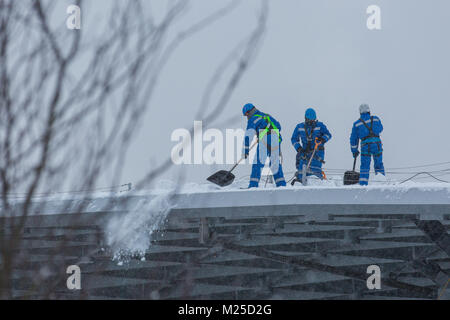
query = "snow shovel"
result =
(207, 140, 258, 187)
(292, 137, 322, 186)
(301, 137, 322, 186)
(343, 156, 360, 185)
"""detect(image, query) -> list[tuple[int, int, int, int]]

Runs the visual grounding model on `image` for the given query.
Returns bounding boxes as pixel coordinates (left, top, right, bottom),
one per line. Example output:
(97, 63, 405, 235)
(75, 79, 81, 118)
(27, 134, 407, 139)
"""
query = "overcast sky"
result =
(72, 0, 450, 187)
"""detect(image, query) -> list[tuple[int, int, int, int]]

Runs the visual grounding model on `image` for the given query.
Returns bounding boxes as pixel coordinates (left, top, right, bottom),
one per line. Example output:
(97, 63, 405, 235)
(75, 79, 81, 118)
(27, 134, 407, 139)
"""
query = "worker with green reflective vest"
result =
(242, 103, 286, 188)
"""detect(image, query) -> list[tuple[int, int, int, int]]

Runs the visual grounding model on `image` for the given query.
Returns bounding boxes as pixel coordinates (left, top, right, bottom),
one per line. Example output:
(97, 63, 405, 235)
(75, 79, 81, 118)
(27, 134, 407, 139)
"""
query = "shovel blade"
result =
(207, 170, 235, 187)
(343, 170, 360, 185)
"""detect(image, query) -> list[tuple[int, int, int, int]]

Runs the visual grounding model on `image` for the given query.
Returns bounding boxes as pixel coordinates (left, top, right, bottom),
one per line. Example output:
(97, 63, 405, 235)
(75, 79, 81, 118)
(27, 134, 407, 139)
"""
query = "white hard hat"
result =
(359, 104, 370, 114)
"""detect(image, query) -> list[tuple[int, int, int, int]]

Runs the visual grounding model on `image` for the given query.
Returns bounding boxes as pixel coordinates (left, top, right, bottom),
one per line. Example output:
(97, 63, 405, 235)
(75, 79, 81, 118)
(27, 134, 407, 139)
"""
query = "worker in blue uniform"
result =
(242, 103, 286, 188)
(350, 104, 385, 186)
(291, 108, 332, 184)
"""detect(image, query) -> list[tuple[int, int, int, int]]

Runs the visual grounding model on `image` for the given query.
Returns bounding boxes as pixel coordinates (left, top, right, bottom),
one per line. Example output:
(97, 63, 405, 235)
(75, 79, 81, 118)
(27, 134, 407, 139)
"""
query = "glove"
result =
(353, 151, 360, 158)
(244, 152, 249, 159)
(317, 137, 326, 144)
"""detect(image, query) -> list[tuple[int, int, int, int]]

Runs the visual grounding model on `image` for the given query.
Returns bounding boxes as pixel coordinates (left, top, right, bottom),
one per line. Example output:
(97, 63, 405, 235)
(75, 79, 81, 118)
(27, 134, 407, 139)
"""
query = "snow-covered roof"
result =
(6, 181, 450, 221)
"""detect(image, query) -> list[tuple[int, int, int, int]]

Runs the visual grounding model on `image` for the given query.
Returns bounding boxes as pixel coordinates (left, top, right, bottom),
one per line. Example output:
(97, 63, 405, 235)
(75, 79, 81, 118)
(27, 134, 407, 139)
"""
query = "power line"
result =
(399, 172, 450, 184)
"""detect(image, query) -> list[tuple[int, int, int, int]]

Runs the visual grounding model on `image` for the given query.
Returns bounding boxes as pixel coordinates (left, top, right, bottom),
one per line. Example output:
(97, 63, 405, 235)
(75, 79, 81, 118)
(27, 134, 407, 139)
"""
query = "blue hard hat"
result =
(305, 108, 317, 120)
(242, 103, 255, 116)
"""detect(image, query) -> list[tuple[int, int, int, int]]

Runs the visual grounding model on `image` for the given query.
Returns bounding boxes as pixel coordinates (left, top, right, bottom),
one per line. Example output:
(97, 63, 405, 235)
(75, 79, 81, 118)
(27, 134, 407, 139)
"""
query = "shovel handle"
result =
(353, 155, 358, 171)
(305, 138, 323, 170)
(314, 137, 322, 149)
(229, 160, 242, 173)
(230, 123, 273, 173)
(229, 140, 259, 173)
